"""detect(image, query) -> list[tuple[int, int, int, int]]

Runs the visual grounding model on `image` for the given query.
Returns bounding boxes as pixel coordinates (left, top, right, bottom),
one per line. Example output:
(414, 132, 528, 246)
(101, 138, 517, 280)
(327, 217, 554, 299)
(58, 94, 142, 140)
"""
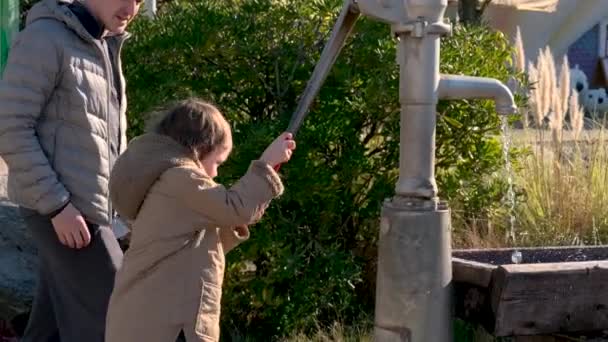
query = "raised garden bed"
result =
(452, 246, 608, 339)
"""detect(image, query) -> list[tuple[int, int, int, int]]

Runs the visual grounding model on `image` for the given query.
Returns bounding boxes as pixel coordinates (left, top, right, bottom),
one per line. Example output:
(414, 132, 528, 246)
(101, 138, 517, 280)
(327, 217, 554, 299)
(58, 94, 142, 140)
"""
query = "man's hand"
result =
(51, 203, 91, 249)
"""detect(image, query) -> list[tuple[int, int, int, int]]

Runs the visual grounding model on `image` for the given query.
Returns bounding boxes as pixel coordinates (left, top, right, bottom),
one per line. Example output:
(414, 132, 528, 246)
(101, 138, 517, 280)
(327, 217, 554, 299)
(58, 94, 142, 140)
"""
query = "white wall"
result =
(484, 0, 608, 63)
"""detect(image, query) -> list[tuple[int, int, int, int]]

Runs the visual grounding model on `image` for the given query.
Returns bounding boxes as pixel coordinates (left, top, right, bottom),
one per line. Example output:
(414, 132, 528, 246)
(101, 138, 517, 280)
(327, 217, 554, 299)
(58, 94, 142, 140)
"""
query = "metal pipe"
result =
(394, 31, 440, 199)
(286, 0, 360, 135)
(374, 11, 454, 338)
(144, 0, 157, 18)
(438, 74, 518, 115)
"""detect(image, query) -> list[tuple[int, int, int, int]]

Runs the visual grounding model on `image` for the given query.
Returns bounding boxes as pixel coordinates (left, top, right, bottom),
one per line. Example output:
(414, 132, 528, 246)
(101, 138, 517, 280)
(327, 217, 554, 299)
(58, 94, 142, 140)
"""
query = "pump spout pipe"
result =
(438, 74, 518, 115)
(395, 69, 518, 199)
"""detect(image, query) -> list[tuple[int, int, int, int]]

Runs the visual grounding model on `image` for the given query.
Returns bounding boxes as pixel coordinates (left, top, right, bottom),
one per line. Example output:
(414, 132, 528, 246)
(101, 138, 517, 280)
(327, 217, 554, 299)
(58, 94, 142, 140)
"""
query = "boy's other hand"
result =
(51, 203, 91, 249)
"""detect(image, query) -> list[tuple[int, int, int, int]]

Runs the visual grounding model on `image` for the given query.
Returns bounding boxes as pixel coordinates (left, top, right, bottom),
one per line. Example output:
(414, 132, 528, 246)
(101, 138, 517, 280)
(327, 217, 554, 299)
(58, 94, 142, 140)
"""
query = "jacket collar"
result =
(67, 1, 104, 39)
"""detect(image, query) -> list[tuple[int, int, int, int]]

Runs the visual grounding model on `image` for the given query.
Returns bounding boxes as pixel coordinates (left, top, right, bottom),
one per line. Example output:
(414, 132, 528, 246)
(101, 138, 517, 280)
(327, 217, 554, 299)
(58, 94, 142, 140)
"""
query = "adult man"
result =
(0, 0, 141, 340)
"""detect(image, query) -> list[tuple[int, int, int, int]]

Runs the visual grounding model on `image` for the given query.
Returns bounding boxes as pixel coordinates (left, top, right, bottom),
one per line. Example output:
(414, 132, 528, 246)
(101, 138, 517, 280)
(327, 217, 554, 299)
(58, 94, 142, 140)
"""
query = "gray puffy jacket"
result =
(0, 0, 128, 226)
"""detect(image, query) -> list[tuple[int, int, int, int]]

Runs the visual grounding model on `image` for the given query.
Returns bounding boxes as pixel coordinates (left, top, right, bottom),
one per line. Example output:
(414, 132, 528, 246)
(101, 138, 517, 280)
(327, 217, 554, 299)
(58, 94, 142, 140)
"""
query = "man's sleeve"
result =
(0, 24, 70, 215)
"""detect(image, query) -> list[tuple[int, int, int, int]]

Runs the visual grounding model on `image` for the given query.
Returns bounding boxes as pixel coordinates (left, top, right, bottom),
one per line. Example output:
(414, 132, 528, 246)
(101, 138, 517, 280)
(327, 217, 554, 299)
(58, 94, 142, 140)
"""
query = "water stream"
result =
(500, 116, 522, 264)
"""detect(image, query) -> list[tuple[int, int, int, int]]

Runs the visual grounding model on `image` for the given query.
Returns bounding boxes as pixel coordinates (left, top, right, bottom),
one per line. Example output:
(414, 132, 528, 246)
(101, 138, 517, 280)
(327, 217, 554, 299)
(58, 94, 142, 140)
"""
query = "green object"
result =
(1, 0, 19, 76)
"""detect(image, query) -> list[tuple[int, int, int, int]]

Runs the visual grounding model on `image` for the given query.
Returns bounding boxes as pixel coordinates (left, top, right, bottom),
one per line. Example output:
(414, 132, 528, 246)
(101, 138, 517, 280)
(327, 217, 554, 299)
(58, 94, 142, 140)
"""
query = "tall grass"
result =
(457, 40, 608, 248)
(515, 131, 608, 245)
(507, 45, 608, 246)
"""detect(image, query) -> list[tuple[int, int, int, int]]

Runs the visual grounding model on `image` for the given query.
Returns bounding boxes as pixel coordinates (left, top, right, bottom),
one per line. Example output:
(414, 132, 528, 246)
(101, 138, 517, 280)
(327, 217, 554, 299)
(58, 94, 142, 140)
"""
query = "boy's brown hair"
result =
(147, 98, 230, 160)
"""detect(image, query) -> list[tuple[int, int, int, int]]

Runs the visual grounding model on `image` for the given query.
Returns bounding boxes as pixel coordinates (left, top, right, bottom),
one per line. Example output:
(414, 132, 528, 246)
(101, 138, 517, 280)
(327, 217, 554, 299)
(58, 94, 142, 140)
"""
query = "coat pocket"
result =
(195, 281, 222, 341)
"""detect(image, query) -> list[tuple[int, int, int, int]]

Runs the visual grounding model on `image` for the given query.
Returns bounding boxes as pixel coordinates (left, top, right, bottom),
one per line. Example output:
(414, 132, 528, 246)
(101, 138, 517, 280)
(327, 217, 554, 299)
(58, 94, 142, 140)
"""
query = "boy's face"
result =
(201, 133, 233, 179)
(88, 0, 143, 34)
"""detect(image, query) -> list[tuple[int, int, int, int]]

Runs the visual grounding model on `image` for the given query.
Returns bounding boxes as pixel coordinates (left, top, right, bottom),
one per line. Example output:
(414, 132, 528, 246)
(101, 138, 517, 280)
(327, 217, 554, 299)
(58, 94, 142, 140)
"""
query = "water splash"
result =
(500, 117, 521, 263)
(510, 250, 523, 264)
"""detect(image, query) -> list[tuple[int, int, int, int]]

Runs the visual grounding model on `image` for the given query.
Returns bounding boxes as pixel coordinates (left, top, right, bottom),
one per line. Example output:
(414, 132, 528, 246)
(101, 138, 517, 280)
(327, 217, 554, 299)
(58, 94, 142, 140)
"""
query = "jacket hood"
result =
(109, 133, 198, 221)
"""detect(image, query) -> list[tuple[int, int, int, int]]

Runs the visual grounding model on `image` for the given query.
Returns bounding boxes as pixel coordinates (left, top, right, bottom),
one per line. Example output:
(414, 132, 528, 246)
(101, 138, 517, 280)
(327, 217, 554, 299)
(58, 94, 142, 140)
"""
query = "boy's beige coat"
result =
(105, 133, 283, 341)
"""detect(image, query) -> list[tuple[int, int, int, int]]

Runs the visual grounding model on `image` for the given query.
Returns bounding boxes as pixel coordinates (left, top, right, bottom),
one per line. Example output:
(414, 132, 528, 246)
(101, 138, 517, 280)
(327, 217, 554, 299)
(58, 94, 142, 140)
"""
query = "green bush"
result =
(122, 0, 521, 338)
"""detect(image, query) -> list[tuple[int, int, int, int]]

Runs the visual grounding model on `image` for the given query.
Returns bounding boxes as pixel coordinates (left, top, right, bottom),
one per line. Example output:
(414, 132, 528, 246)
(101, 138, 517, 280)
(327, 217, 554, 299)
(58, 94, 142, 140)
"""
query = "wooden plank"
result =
(502, 260, 608, 273)
(492, 261, 608, 336)
(452, 257, 497, 287)
(490, 263, 508, 319)
(512, 336, 564, 342)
